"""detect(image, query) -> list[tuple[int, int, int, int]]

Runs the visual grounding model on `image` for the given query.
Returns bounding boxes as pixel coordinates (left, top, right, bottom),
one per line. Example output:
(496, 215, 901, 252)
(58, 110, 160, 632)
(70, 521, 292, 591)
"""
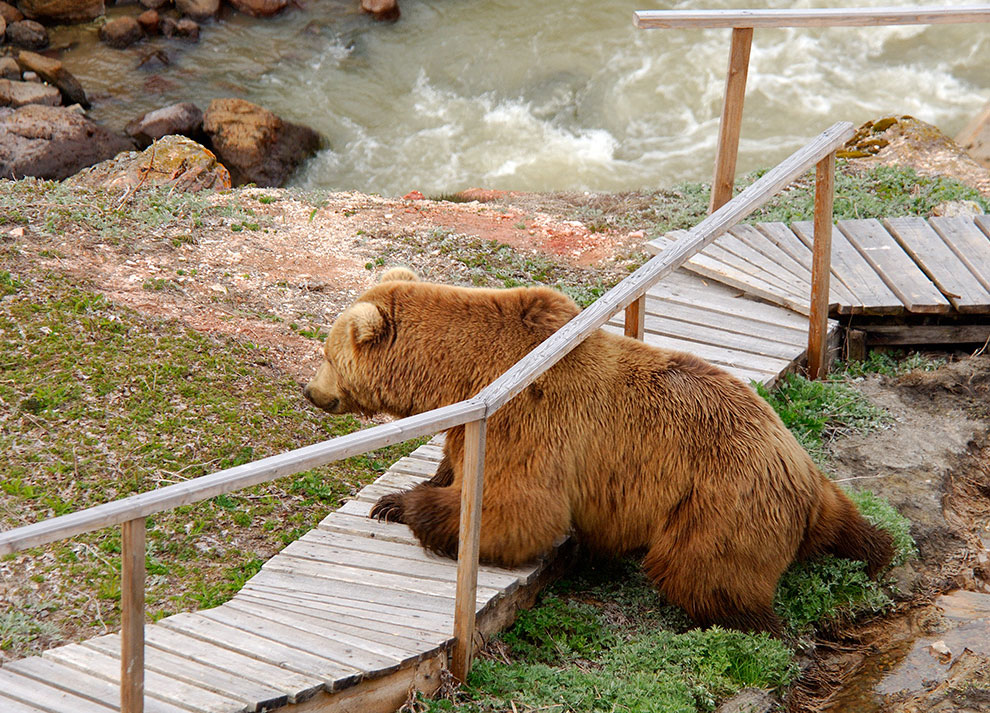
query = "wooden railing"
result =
(634, 5, 990, 213)
(0, 122, 854, 712)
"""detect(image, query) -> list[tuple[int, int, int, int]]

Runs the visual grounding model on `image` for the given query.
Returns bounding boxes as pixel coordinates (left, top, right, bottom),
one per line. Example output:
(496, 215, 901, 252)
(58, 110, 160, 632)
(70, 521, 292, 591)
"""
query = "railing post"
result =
(709, 26, 754, 213)
(624, 295, 646, 341)
(807, 151, 836, 380)
(451, 417, 487, 682)
(121, 517, 146, 713)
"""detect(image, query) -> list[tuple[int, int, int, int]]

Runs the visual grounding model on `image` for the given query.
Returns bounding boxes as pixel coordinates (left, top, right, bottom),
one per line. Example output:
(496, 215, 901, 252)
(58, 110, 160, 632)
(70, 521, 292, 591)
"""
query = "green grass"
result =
(840, 349, 947, 378)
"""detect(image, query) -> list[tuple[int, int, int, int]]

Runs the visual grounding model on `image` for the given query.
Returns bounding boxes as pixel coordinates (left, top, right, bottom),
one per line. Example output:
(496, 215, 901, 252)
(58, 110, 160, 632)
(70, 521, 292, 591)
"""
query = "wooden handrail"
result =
(0, 398, 485, 556)
(634, 6, 990, 29)
(475, 121, 854, 416)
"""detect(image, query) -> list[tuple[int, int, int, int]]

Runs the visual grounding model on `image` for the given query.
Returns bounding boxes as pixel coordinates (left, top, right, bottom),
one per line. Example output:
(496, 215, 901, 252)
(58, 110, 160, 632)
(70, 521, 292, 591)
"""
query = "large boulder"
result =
(6, 19, 49, 49)
(175, 0, 218, 21)
(65, 135, 231, 192)
(0, 104, 133, 180)
(958, 102, 990, 171)
(15, 50, 88, 108)
(226, 0, 287, 18)
(202, 97, 321, 187)
(0, 78, 60, 107)
(99, 16, 143, 49)
(126, 101, 203, 148)
(19, 0, 104, 24)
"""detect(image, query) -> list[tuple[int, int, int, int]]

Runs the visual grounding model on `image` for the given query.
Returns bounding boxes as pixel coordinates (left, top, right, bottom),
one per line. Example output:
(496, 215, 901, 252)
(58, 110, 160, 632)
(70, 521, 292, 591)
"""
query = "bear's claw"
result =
(370, 492, 406, 523)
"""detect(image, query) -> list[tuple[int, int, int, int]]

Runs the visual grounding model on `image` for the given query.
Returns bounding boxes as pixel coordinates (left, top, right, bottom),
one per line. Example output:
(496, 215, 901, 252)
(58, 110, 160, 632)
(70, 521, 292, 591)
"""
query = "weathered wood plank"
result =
(142, 625, 325, 703)
(43, 642, 246, 713)
(861, 324, 990, 346)
(884, 216, 990, 312)
(83, 634, 288, 712)
(634, 6, 990, 29)
(386, 458, 438, 478)
(0, 696, 50, 713)
(807, 152, 836, 380)
(757, 221, 859, 305)
(709, 27, 752, 212)
(7, 656, 189, 713)
(643, 295, 807, 347)
(837, 219, 950, 313)
(976, 214, 990, 240)
(158, 612, 361, 686)
(792, 220, 903, 314)
(120, 517, 145, 713)
(715, 230, 812, 297)
(0, 668, 118, 713)
(318, 511, 421, 546)
(728, 224, 813, 292)
(930, 216, 990, 292)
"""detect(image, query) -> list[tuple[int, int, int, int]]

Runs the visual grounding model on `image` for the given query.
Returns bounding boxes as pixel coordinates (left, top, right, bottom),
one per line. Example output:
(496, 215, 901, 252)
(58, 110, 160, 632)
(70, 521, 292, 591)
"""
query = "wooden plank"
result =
(792, 220, 903, 314)
(727, 224, 813, 292)
(0, 400, 484, 556)
(142, 625, 325, 704)
(246, 567, 466, 615)
(837, 219, 950, 313)
(475, 122, 855, 415)
(451, 417, 487, 683)
(624, 311, 804, 360)
(930, 216, 990, 292)
(884, 217, 990, 313)
(976, 214, 990, 240)
(261, 552, 502, 602)
(709, 27, 752, 212)
(692, 234, 812, 308)
(715, 230, 812, 297)
(83, 634, 289, 712)
(756, 221, 859, 305)
(318, 510, 421, 546)
(240, 577, 454, 630)
(232, 590, 448, 644)
(0, 668, 118, 713)
(220, 598, 438, 657)
(7, 656, 189, 713)
(43, 642, 247, 713)
(808, 153, 835, 380)
(121, 517, 145, 713)
(386, 457, 438, 478)
(157, 612, 361, 686)
(0, 696, 50, 713)
(634, 7, 990, 29)
(862, 324, 990, 346)
(643, 295, 807, 347)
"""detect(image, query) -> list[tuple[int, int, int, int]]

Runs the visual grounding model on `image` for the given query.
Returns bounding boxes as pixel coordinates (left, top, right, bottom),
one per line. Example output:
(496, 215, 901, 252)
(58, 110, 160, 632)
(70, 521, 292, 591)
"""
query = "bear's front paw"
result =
(370, 492, 406, 523)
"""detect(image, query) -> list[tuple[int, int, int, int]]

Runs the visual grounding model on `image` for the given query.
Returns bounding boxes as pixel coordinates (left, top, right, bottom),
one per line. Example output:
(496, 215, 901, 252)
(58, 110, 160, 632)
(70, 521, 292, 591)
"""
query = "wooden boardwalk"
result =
(3, 214, 989, 713)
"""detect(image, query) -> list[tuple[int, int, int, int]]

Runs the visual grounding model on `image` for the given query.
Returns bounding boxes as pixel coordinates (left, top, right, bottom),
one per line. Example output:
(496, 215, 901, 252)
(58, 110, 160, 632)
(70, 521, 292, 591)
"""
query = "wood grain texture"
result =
(930, 216, 990, 292)
(709, 27, 752, 212)
(634, 6, 990, 29)
(121, 517, 146, 713)
(807, 153, 835, 380)
(623, 295, 646, 340)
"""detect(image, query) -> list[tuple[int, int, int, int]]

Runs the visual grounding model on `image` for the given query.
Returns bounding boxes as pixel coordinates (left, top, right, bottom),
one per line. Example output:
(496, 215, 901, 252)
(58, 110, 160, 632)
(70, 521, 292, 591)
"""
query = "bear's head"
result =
(303, 266, 580, 419)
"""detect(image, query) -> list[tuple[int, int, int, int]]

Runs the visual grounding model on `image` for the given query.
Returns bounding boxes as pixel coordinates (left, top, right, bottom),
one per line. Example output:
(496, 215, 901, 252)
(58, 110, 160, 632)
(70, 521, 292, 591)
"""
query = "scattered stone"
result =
(0, 78, 60, 107)
(21, 70, 38, 81)
(174, 17, 199, 40)
(100, 16, 144, 49)
(931, 199, 984, 218)
(140, 0, 170, 8)
(136, 9, 160, 34)
(0, 1, 24, 24)
(227, 0, 287, 18)
(160, 16, 178, 36)
(361, 0, 398, 21)
(6, 19, 49, 50)
(0, 104, 133, 180)
(715, 688, 777, 713)
(15, 50, 88, 108)
(19, 0, 104, 24)
(0, 16, 6, 42)
(66, 135, 231, 192)
(0, 57, 20, 80)
(202, 97, 322, 187)
(176, 0, 218, 21)
(126, 101, 203, 148)
(402, 190, 424, 201)
(957, 101, 990, 171)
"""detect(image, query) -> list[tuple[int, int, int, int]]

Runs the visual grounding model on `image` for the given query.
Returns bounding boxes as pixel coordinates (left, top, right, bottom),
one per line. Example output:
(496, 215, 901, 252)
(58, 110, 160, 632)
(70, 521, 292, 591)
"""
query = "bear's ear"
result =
(379, 267, 418, 283)
(347, 302, 388, 345)
(520, 288, 580, 333)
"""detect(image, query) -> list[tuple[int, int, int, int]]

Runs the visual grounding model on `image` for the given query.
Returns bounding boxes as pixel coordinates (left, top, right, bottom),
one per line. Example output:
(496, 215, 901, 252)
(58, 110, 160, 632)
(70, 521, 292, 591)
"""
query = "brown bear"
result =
(303, 268, 894, 633)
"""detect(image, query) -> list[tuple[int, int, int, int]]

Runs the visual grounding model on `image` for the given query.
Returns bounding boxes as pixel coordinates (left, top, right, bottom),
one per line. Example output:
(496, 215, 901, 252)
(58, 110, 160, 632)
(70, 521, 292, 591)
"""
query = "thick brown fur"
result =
(303, 270, 894, 633)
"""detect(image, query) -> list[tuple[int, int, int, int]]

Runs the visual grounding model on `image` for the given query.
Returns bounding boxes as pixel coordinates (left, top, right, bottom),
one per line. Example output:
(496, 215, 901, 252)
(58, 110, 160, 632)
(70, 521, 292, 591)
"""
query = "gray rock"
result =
(6, 20, 49, 50)
(0, 104, 133, 180)
(0, 57, 20, 80)
(203, 97, 322, 187)
(0, 78, 60, 108)
(175, 0, 218, 21)
(100, 16, 144, 49)
(716, 688, 778, 713)
(16, 50, 89, 108)
(126, 102, 203, 148)
(19, 0, 104, 24)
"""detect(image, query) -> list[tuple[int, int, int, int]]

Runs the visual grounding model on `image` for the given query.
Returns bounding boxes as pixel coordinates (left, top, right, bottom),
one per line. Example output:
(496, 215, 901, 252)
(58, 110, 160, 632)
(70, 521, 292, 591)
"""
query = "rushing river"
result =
(58, 0, 989, 195)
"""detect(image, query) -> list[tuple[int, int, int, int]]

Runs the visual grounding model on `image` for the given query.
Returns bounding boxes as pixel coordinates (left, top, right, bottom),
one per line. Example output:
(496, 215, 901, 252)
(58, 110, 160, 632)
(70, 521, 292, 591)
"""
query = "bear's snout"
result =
(303, 382, 340, 413)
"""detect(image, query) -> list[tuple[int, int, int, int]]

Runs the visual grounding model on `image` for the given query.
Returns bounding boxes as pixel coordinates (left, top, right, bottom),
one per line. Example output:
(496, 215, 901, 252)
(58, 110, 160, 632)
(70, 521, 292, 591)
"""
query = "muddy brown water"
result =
(48, 0, 990, 195)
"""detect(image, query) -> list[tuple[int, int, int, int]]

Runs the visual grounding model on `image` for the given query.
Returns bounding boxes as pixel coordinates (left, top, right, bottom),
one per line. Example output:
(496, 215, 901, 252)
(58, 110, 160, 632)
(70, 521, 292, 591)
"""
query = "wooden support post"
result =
(624, 295, 646, 341)
(121, 517, 146, 713)
(709, 27, 753, 213)
(451, 418, 487, 683)
(807, 152, 836, 380)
